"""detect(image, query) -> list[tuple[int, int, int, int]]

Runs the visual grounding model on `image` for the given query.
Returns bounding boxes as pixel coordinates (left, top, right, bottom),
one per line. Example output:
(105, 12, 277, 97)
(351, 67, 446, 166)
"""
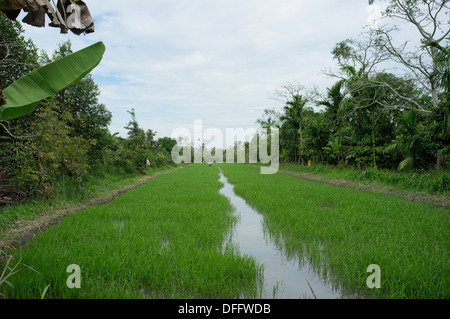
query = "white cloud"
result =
(19, 0, 374, 139)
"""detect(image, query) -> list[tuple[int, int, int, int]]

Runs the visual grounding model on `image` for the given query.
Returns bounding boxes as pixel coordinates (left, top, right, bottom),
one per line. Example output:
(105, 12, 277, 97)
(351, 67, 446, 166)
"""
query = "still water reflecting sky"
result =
(218, 168, 364, 299)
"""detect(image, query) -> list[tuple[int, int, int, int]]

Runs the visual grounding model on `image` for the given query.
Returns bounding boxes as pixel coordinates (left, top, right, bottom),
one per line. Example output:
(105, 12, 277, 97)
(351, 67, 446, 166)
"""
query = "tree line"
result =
(257, 0, 449, 172)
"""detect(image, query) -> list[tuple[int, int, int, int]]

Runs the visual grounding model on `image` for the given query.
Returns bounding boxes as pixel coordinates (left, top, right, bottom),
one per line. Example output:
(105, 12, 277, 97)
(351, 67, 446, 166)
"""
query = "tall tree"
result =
(280, 94, 309, 164)
(330, 38, 425, 167)
(368, 0, 450, 108)
(330, 34, 432, 114)
(0, 12, 38, 105)
(36, 41, 111, 163)
(256, 108, 281, 137)
(303, 113, 329, 163)
(316, 80, 348, 166)
(387, 108, 421, 170)
(124, 108, 142, 138)
(316, 80, 347, 135)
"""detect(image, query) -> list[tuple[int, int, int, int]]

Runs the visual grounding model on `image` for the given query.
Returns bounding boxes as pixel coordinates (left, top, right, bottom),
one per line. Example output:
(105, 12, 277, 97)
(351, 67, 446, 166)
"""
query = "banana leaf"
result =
(0, 41, 105, 121)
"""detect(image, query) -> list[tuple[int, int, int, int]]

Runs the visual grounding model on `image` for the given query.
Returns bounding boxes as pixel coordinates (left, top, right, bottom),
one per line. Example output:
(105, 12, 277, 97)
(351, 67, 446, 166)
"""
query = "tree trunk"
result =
(436, 151, 446, 172)
(299, 128, 303, 166)
(430, 46, 440, 109)
(431, 87, 439, 109)
(372, 128, 377, 168)
(0, 76, 6, 106)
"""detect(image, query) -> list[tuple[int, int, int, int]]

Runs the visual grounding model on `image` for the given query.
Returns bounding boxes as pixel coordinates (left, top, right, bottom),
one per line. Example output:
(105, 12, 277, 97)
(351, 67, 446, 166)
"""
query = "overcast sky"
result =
(18, 1, 383, 141)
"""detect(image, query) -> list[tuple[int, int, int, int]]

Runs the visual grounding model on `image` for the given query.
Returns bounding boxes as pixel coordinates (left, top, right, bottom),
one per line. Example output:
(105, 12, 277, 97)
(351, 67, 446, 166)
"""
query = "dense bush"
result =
(0, 100, 92, 196)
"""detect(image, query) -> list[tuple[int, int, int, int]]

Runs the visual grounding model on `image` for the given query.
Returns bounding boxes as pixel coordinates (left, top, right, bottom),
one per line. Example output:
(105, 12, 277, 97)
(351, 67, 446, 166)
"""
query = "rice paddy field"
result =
(220, 164, 450, 299)
(1, 164, 449, 299)
(0, 164, 263, 299)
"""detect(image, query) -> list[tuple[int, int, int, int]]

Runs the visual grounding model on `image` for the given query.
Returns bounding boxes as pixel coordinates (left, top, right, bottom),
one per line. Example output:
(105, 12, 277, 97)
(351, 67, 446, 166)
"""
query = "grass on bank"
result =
(0, 164, 179, 236)
(1, 164, 263, 299)
(278, 163, 450, 195)
(220, 164, 450, 299)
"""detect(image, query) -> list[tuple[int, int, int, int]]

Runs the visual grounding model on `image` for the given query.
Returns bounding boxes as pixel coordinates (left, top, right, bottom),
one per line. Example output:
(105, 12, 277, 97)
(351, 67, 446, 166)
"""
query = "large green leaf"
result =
(0, 41, 105, 121)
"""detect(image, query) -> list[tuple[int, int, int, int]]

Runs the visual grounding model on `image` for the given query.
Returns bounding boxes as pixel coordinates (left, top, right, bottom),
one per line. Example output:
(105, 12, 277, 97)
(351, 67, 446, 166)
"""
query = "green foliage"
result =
(124, 108, 141, 138)
(45, 42, 112, 163)
(97, 109, 177, 176)
(322, 136, 341, 164)
(125, 130, 150, 174)
(157, 136, 177, 154)
(0, 100, 93, 195)
(0, 12, 39, 89)
(279, 94, 311, 163)
(272, 69, 446, 171)
(0, 41, 105, 121)
(303, 114, 329, 162)
(428, 42, 450, 93)
(385, 108, 440, 171)
(0, 25, 174, 202)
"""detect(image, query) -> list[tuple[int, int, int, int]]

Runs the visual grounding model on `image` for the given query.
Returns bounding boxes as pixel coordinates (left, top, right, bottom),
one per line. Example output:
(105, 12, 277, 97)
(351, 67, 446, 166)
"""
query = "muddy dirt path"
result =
(278, 169, 450, 209)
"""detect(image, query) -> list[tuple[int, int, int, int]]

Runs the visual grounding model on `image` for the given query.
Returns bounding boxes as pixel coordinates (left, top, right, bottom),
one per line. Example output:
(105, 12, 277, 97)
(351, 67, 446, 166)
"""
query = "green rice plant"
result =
(220, 164, 450, 299)
(0, 249, 49, 299)
(1, 164, 263, 299)
(0, 165, 179, 237)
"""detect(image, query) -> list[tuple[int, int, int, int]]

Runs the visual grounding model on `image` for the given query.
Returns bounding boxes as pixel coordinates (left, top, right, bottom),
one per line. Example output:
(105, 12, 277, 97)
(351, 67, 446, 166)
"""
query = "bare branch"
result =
(0, 121, 39, 139)
(272, 82, 307, 103)
(365, 79, 432, 113)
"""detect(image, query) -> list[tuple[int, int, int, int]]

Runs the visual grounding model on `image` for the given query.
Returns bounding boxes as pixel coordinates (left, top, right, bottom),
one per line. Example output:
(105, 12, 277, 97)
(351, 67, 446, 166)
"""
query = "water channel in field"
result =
(218, 168, 365, 299)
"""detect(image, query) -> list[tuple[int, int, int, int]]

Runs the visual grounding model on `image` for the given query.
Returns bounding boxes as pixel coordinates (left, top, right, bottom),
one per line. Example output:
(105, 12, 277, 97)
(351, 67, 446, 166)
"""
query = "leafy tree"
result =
(303, 113, 329, 163)
(256, 108, 281, 161)
(49, 41, 111, 135)
(145, 129, 157, 148)
(316, 80, 348, 165)
(41, 40, 111, 164)
(317, 80, 346, 128)
(387, 108, 421, 170)
(157, 136, 177, 154)
(118, 108, 154, 174)
(0, 99, 92, 195)
(322, 136, 342, 166)
(124, 129, 149, 174)
(368, 0, 450, 108)
(330, 34, 433, 168)
(256, 108, 281, 137)
(124, 108, 141, 138)
(331, 33, 434, 114)
(280, 94, 309, 164)
(423, 41, 450, 94)
(0, 12, 38, 89)
(0, 14, 40, 183)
